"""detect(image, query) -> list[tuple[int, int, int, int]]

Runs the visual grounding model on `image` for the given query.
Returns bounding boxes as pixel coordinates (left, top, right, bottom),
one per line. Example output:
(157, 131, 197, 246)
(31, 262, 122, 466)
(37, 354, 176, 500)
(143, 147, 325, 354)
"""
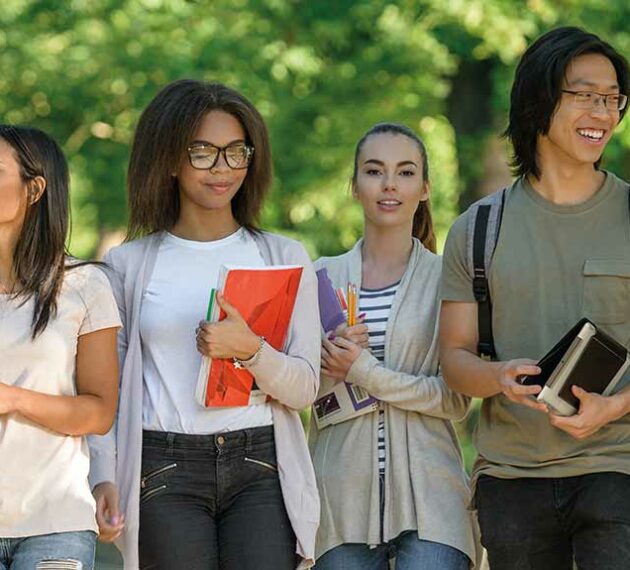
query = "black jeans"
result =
(476, 472, 630, 570)
(138, 426, 298, 570)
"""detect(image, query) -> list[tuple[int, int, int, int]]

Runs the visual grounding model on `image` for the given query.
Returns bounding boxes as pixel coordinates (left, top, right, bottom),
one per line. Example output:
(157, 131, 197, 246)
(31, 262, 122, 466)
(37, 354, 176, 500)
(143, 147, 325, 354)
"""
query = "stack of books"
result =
(313, 268, 379, 429)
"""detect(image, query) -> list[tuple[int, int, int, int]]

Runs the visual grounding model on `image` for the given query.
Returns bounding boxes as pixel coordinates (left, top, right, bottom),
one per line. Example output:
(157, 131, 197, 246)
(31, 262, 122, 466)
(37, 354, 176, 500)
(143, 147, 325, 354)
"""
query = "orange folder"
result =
(197, 265, 303, 407)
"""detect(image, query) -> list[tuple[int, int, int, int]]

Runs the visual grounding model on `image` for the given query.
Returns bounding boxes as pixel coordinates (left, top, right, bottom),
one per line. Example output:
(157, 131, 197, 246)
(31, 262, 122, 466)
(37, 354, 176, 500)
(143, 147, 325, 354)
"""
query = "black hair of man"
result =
(504, 26, 629, 179)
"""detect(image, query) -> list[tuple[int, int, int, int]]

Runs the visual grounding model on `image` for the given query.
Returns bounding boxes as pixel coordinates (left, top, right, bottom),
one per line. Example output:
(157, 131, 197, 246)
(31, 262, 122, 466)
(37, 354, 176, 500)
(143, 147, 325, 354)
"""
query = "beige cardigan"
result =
(88, 231, 320, 569)
(310, 238, 481, 566)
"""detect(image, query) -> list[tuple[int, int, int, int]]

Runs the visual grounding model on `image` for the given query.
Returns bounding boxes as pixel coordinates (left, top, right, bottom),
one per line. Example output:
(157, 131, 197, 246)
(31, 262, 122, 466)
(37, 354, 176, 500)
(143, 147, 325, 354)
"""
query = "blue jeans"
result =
(315, 532, 470, 570)
(476, 472, 630, 570)
(0, 531, 96, 570)
(138, 426, 297, 570)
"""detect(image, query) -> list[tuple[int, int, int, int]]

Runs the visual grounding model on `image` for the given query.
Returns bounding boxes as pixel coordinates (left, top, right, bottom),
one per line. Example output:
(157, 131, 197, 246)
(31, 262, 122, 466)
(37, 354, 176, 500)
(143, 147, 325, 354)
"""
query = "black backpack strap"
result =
(466, 188, 507, 360)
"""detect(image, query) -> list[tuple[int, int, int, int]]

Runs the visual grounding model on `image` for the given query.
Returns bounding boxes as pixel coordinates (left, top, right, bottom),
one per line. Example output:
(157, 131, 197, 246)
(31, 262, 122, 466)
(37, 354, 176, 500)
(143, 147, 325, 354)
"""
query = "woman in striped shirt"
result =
(310, 123, 479, 569)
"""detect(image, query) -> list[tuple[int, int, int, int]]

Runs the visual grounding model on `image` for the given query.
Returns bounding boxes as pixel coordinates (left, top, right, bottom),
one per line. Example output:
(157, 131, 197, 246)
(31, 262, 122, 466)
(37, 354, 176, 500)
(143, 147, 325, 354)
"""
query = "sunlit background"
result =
(3, 1, 628, 567)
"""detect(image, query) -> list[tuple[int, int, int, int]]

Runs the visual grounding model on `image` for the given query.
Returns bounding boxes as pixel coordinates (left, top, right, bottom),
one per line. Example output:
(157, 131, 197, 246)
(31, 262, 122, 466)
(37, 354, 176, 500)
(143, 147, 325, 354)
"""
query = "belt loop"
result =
(245, 428, 253, 454)
(166, 432, 176, 457)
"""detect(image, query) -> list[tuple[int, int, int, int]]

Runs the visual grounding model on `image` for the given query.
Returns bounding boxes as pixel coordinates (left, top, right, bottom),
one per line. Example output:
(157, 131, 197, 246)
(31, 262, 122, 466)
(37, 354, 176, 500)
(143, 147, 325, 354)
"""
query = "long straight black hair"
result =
(1, 125, 72, 338)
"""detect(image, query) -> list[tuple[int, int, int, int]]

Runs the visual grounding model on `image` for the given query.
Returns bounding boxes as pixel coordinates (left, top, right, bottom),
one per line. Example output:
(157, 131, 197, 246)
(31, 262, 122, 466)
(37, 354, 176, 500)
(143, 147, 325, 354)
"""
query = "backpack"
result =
(466, 188, 507, 360)
(466, 185, 630, 361)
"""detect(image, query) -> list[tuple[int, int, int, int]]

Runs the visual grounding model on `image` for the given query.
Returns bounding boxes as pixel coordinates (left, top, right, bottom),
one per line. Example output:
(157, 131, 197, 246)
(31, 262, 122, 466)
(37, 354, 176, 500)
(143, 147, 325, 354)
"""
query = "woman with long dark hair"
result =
(0, 125, 120, 569)
(310, 123, 479, 569)
(89, 80, 320, 570)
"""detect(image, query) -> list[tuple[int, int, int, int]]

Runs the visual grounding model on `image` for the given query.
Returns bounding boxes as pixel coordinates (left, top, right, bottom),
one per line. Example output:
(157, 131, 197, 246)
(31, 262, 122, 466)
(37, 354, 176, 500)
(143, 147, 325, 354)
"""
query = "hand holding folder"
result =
(196, 265, 303, 408)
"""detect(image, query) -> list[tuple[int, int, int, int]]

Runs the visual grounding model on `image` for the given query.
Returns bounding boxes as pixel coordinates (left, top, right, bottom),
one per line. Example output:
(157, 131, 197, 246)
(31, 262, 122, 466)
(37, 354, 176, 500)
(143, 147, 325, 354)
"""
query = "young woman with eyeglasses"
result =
(0, 125, 120, 569)
(89, 80, 320, 570)
(309, 123, 480, 569)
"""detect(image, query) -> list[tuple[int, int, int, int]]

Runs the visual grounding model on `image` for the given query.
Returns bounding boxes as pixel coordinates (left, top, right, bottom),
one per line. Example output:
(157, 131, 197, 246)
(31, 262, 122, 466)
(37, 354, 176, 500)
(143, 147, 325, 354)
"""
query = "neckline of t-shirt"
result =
(165, 227, 246, 250)
(520, 171, 615, 215)
(360, 279, 401, 293)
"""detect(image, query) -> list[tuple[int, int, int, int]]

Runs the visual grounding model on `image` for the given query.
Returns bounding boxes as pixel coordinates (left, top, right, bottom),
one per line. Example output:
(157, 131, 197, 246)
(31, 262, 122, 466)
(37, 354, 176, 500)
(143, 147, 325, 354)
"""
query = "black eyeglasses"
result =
(187, 142, 254, 170)
(561, 90, 628, 112)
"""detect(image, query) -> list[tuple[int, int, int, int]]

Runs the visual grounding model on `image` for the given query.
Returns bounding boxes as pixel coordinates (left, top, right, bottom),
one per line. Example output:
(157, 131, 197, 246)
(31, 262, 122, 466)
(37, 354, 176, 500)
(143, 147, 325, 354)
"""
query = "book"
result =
(315, 268, 346, 333)
(313, 272, 378, 428)
(312, 381, 379, 429)
(195, 264, 303, 408)
(520, 318, 630, 416)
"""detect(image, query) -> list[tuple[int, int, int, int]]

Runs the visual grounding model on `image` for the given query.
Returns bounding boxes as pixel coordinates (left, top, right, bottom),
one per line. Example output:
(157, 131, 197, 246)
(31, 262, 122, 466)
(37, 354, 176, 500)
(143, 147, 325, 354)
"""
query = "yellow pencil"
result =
(347, 283, 356, 326)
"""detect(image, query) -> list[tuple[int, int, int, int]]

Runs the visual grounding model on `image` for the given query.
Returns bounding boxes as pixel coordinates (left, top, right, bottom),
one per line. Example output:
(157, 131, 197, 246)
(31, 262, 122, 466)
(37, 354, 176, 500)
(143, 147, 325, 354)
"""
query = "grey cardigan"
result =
(88, 231, 321, 569)
(310, 238, 481, 566)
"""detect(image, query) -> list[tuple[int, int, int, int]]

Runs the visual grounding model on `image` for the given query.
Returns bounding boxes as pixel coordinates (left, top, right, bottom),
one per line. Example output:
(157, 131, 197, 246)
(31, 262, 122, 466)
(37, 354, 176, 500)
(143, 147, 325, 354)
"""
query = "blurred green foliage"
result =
(2, 1, 630, 473)
(2, 0, 629, 261)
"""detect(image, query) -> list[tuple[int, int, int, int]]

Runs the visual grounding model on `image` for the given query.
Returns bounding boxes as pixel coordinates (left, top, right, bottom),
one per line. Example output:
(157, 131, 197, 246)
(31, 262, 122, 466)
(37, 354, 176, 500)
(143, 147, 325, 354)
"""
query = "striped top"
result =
(359, 280, 399, 476)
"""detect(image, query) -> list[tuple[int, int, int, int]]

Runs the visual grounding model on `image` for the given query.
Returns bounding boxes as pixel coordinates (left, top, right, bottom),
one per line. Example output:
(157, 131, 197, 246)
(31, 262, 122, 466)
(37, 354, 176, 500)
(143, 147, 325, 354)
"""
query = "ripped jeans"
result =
(0, 531, 96, 570)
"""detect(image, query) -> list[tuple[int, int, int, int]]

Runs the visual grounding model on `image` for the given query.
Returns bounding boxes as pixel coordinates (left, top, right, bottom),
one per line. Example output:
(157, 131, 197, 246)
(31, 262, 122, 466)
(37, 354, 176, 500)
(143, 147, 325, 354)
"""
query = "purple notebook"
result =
(316, 268, 346, 333)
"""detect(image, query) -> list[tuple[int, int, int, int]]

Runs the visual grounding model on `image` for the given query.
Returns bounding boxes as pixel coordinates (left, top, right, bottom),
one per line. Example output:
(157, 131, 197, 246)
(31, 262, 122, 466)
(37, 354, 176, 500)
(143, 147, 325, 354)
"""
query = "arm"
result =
(87, 250, 128, 541)
(88, 250, 127, 485)
(439, 300, 546, 411)
(439, 213, 545, 410)
(0, 326, 119, 435)
(251, 257, 320, 409)
(321, 334, 470, 421)
(197, 246, 320, 411)
(347, 348, 470, 421)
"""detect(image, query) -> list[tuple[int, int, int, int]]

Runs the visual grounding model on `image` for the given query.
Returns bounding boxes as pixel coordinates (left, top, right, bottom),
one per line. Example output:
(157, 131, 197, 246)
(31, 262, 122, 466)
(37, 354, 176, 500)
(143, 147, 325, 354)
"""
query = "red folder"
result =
(196, 265, 303, 407)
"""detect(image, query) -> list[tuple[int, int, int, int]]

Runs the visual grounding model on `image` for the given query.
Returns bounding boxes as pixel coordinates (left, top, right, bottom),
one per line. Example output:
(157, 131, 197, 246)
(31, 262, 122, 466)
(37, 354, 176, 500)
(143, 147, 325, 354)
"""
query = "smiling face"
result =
(176, 110, 249, 219)
(538, 53, 621, 169)
(353, 132, 429, 233)
(0, 138, 28, 227)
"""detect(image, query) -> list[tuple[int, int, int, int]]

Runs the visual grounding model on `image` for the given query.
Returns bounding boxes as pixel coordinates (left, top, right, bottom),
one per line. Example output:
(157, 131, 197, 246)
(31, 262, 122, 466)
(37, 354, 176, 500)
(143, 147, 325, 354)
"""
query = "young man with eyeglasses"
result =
(439, 27, 630, 570)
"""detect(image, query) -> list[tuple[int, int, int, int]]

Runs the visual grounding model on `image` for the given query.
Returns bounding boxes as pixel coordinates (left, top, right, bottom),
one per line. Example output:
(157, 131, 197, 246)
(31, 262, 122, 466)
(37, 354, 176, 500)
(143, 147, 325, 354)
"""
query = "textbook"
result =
(195, 264, 303, 408)
(313, 381, 379, 429)
(314, 270, 378, 428)
(520, 318, 630, 416)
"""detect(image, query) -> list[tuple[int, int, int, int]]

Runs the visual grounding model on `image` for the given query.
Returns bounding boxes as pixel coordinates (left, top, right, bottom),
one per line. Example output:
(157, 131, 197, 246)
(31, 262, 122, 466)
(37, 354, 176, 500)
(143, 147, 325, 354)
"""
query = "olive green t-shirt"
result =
(441, 172, 630, 481)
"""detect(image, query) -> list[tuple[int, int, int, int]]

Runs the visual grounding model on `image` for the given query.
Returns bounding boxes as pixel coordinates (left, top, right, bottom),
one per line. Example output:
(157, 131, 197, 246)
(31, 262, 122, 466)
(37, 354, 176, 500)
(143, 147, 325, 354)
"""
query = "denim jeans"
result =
(0, 531, 96, 570)
(476, 472, 630, 570)
(138, 426, 298, 570)
(314, 532, 470, 570)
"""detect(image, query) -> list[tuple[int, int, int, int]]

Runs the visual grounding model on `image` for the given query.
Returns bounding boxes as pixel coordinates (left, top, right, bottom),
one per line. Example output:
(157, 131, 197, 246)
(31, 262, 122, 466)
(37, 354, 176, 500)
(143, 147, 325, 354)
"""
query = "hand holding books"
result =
(547, 384, 626, 439)
(321, 334, 363, 380)
(496, 358, 548, 413)
(196, 292, 261, 361)
(519, 319, 630, 416)
(195, 264, 303, 408)
(314, 268, 378, 428)
(318, 274, 367, 378)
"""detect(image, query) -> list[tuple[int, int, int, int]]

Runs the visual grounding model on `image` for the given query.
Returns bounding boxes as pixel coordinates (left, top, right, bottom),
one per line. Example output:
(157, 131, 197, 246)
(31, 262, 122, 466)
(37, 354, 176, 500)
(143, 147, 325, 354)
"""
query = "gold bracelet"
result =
(233, 336, 265, 369)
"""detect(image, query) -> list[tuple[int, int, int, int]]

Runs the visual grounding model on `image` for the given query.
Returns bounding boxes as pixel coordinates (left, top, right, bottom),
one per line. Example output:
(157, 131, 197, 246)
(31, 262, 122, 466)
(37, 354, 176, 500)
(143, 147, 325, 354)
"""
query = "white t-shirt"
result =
(140, 228, 274, 434)
(0, 264, 121, 537)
